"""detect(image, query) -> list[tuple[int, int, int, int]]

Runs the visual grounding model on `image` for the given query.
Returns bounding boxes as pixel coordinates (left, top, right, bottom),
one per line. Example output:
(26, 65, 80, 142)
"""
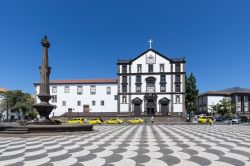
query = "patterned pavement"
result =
(0, 124, 250, 166)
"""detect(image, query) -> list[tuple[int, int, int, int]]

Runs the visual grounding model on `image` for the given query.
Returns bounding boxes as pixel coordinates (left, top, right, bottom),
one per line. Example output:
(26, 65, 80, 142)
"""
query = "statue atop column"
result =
(34, 36, 56, 122)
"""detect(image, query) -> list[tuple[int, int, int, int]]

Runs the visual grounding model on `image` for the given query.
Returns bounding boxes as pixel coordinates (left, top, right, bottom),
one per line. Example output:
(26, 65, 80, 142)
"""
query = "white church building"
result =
(34, 48, 186, 117)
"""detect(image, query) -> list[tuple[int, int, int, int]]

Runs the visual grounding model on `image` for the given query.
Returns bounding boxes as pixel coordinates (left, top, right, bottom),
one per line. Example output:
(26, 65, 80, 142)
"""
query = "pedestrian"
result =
(151, 116, 154, 124)
(212, 117, 215, 125)
(209, 118, 213, 126)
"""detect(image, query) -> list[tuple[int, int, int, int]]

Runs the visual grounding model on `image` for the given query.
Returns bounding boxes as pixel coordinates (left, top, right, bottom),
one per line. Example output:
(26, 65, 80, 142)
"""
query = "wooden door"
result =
(83, 105, 90, 113)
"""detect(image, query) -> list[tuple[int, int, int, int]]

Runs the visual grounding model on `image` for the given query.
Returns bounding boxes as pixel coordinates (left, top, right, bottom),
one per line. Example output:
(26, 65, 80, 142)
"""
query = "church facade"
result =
(34, 48, 186, 116)
(117, 49, 186, 116)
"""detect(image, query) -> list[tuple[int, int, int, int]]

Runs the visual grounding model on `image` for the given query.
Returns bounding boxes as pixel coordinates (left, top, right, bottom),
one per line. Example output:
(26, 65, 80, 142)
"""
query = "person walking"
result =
(151, 116, 154, 124)
(212, 116, 215, 125)
(209, 118, 213, 126)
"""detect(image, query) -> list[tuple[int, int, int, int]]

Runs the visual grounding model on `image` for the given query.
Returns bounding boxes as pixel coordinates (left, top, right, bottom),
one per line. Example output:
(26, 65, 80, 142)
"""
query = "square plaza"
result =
(0, 124, 250, 166)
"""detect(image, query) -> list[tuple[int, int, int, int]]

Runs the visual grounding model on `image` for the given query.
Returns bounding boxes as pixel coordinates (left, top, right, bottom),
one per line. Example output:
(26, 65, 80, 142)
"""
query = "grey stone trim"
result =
(118, 72, 186, 76)
(118, 92, 185, 95)
(171, 63, 174, 113)
(129, 64, 132, 113)
(182, 64, 186, 115)
(117, 67, 120, 114)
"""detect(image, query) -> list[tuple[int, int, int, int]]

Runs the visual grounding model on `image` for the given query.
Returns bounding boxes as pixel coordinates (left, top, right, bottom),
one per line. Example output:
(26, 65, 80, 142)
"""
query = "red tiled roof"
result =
(34, 79, 118, 85)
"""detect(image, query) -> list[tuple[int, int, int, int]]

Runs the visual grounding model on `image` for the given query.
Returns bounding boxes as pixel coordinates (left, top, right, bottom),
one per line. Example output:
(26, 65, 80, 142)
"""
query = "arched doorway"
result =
(132, 97, 143, 115)
(144, 94, 157, 115)
(159, 97, 170, 115)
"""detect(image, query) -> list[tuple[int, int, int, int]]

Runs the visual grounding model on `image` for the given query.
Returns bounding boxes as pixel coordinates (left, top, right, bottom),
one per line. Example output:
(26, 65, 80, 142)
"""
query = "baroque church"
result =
(34, 42, 186, 117)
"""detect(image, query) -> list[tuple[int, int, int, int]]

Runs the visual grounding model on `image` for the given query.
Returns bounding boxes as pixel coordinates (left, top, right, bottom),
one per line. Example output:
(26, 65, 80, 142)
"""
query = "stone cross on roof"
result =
(148, 38, 153, 48)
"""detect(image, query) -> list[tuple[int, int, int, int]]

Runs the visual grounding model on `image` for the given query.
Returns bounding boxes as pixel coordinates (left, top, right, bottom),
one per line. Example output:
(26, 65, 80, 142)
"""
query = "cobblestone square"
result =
(0, 125, 250, 166)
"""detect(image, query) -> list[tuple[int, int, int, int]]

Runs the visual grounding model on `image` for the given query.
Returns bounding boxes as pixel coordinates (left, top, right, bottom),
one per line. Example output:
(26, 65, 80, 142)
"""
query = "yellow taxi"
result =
(66, 118, 84, 124)
(88, 118, 102, 125)
(105, 118, 123, 124)
(127, 118, 144, 124)
(198, 117, 208, 123)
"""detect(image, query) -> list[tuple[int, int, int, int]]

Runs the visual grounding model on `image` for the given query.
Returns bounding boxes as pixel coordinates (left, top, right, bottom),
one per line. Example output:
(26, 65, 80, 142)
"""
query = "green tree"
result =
(185, 73, 199, 121)
(209, 103, 221, 115)
(0, 90, 35, 120)
(0, 91, 16, 121)
(209, 99, 235, 118)
(218, 98, 235, 118)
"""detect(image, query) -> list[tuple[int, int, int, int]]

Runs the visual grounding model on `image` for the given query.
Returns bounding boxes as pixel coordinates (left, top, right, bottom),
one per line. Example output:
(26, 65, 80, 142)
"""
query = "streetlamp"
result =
(187, 102, 193, 122)
(5, 99, 9, 122)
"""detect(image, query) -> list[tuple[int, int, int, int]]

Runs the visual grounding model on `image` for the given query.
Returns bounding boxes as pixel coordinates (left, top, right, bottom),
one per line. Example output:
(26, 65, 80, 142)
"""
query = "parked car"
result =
(198, 117, 208, 123)
(216, 116, 223, 121)
(88, 118, 102, 125)
(66, 118, 84, 124)
(231, 118, 241, 124)
(105, 118, 123, 124)
(127, 118, 144, 124)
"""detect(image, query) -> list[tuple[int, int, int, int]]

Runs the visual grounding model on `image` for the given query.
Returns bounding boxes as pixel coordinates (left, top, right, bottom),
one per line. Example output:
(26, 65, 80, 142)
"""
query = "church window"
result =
(148, 64, 154, 72)
(77, 101, 81, 106)
(175, 75, 181, 82)
(160, 75, 166, 83)
(136, 76, 141, 83)
(137, 64, 142, 73)
(77, 86, 83, 95)
(146, 82, 155, 93)
(122, 65, 127, 73)
(90, 85, 96, 95)
(64, 86, 70, 93)
(176, 64, 181, 72)
(160, 85, 166, 92)
(136, 85, 141, 92)
(122, 85, 127, 93)
(122, 76, 127, 83)
(101, 100, 105, 106)
(52, 86, 57, 93)
(92, 100, 96, 106)
(160, 64, 164, 72)
(114, 95, 118, 100)
(175, 84, 181, 92)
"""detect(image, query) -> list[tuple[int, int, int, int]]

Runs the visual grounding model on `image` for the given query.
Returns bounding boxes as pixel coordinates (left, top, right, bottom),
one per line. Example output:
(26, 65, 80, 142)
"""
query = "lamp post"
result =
(6, 99, 9, 122)
(188, 102, 192, 122)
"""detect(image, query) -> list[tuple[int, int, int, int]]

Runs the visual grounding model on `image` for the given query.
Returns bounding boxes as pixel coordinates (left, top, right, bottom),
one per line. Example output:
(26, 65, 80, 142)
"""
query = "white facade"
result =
(117, 49, 186, 115)
(34, 48, 186, 116)
(35, 81, 118, 116)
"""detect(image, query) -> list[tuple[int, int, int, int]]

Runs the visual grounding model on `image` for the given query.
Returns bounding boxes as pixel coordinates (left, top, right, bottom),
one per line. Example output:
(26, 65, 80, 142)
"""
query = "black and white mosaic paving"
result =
(1, 125, 250, 166)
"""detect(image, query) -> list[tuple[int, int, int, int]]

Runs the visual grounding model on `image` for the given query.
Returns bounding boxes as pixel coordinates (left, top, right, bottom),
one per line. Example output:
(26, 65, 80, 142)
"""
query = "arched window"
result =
(146, 77, 156, 93)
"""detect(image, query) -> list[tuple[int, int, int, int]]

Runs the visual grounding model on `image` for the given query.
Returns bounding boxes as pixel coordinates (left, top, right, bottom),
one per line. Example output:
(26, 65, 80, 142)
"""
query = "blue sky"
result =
(0, 0, 249, 94)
